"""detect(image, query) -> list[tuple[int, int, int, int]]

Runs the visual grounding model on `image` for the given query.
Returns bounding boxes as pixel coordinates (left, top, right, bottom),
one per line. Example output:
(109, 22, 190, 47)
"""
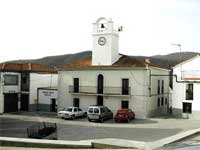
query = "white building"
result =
(172, 55, 200, 118)
(57, 17, 170, 119)
(37, 87, 58, 112)
(0, 71, 21, 113)
(0, 63, 58, 113)
(29, 72, 57, 111)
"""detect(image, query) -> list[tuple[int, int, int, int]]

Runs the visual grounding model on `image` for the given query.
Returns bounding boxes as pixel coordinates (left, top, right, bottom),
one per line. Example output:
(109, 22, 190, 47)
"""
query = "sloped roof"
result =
(0, 63, 57, 73)
(59, 55, 170, 70)
(172, 54, 200, 69)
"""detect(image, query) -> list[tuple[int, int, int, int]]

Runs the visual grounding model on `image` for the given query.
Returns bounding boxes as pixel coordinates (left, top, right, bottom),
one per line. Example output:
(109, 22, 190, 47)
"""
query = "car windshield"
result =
(63, 108, 73, 112)
(94, 108, 99, 113)
(88, 108, 93, 113)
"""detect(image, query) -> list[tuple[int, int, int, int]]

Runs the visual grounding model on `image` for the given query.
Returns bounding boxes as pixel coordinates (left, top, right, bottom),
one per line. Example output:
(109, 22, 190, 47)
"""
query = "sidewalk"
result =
(8, 111, 57, 118)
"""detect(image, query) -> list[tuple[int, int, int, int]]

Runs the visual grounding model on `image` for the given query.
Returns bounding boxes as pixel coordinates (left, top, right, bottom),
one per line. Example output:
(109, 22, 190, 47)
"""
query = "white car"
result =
(58, 107, 86, 119)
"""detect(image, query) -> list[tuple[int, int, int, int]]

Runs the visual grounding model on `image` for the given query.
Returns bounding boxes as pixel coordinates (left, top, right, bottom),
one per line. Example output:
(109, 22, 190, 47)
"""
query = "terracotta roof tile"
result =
(59, 53, 171, 70)
(0, 63, 57, 73)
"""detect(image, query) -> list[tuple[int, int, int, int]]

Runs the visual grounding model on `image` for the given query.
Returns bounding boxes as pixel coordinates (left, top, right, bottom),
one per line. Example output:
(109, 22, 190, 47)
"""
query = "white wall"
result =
(92, 33, 119, 65)
(38, 89, 57, 105)
(172, 56, 200, 117)
(29, 73, 58, 105)
(92, 18, 119, 66)
(147, 68, 170, 117)
(0, 72, 21, 113)
(58, 68, 170, 119)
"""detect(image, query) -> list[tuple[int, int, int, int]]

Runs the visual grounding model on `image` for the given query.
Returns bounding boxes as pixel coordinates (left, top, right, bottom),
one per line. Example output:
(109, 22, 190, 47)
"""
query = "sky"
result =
(0, 0, 200, 62)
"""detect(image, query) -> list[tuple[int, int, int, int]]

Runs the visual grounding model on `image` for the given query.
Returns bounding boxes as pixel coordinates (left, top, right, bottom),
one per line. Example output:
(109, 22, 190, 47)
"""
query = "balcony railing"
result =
(68, 85, 131, 96)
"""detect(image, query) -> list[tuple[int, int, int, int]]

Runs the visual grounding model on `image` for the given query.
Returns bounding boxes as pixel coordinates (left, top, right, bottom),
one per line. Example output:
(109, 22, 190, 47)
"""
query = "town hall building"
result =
(57, 17, 170, 119)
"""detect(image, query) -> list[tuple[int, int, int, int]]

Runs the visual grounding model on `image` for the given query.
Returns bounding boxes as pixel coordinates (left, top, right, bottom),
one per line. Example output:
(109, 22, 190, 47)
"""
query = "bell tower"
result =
(92, 17, 119, 65)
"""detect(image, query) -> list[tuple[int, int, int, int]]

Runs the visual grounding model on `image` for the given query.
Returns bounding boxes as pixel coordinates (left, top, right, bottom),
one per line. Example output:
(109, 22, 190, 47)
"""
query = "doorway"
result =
(97, 96, 103, 106)
(97, 74, 104, 94)
(20, 94, 29, 111)
(50, 99, 56, 112)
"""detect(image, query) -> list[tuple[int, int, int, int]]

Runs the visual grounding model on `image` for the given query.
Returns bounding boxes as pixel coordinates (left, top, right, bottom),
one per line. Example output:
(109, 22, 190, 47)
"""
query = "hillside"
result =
(6, 51, 92, 67)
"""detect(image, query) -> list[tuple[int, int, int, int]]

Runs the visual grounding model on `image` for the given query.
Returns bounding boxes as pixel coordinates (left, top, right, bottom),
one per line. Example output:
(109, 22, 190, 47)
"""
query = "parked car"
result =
(58, 107, 86, 119)
(87, 105, 113, 123)
(114, 109, 135, 122)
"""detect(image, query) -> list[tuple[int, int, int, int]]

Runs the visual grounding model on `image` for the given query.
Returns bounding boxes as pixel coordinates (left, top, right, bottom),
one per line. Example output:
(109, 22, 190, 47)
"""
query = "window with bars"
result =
(183, 102, 192, 113)
(161, 80, 164, 94)
(157, 80, 160, 94)
(186, 84, 193, 100)
(121, 101, 129, 109)
(4, 75, 18, 85)
(157, 98, 160, 107)
(73, 98, 79, 107)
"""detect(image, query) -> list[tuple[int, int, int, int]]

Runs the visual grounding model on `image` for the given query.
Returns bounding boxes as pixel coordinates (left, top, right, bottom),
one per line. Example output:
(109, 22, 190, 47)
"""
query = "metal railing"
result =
(69, 85, 131, 95)
(27, 122, 57, 139)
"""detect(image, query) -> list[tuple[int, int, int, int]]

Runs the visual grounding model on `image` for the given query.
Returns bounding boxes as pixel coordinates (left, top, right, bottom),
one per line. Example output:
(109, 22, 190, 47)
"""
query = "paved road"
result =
(57, 124, 181, 141)
(0, 118, 181, 142)
(0, 118, 37, 138)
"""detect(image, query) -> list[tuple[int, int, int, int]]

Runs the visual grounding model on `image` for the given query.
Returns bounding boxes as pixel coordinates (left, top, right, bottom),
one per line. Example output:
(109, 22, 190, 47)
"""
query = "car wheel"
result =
(83, 112, 87, 117)
(88, 118, 91, 122)
(127, 118, 130, 123)
(100, 118, 104, 123)
(115, 119, 118, 123)
(71, 115, 75, 120)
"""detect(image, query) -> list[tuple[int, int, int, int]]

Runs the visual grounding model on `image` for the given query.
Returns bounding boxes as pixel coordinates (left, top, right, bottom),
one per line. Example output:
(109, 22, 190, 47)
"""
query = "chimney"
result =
(144, 58, 150, 68)
(28, 63, 32, 71)
(145, 58, 150, 64)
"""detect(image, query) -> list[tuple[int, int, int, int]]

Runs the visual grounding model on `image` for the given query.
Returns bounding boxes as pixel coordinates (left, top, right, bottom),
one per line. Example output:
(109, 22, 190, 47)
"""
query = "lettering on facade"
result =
(42, 91, 55, 97)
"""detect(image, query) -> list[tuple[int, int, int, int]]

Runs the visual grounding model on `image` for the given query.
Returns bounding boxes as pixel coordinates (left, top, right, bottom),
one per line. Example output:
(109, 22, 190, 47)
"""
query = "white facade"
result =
(38, 89, 57, 104)
(29, 73, 58, 111)
(37, 88, 57, 112)
(58, 67, 170, 119)
(58, 17, 170, 119)
(0, 72, 21, 113)
(172, 55, 200, 118)
(0, 71, 58, 113)
(92, 17, 119, 65)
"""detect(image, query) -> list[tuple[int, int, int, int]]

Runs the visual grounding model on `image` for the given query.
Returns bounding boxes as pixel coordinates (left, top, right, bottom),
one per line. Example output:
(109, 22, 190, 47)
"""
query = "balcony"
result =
(68, 85, 131, 97)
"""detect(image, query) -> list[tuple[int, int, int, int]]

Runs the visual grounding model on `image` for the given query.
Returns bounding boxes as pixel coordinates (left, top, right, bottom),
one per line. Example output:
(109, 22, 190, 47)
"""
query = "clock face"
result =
(98, 37, 106, 46)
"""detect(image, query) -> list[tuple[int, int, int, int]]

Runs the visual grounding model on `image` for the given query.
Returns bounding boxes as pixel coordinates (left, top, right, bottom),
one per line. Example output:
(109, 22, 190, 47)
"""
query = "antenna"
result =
(118, 26, 123, 32)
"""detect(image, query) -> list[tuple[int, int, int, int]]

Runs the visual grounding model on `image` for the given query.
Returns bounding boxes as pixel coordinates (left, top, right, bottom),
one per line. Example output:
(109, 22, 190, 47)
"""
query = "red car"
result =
(114, 109, 135, 122)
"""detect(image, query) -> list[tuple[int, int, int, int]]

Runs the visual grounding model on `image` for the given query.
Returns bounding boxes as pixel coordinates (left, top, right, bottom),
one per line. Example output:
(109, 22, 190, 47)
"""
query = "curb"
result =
(147, 128, 200, 149)
(0, 137, 91, 149)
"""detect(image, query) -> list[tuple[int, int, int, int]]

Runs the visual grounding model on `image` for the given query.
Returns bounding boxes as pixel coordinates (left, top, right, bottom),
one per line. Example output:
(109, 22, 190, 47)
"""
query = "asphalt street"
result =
(0, 118, 181, 142)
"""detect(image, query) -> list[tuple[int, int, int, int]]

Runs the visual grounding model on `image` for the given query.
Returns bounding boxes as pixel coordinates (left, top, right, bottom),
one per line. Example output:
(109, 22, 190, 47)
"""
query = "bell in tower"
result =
(101, 24, 105, 29)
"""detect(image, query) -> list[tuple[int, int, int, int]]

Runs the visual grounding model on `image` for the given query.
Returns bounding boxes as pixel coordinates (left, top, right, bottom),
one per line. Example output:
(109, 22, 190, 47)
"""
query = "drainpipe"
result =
(0, 72, 3, 114)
